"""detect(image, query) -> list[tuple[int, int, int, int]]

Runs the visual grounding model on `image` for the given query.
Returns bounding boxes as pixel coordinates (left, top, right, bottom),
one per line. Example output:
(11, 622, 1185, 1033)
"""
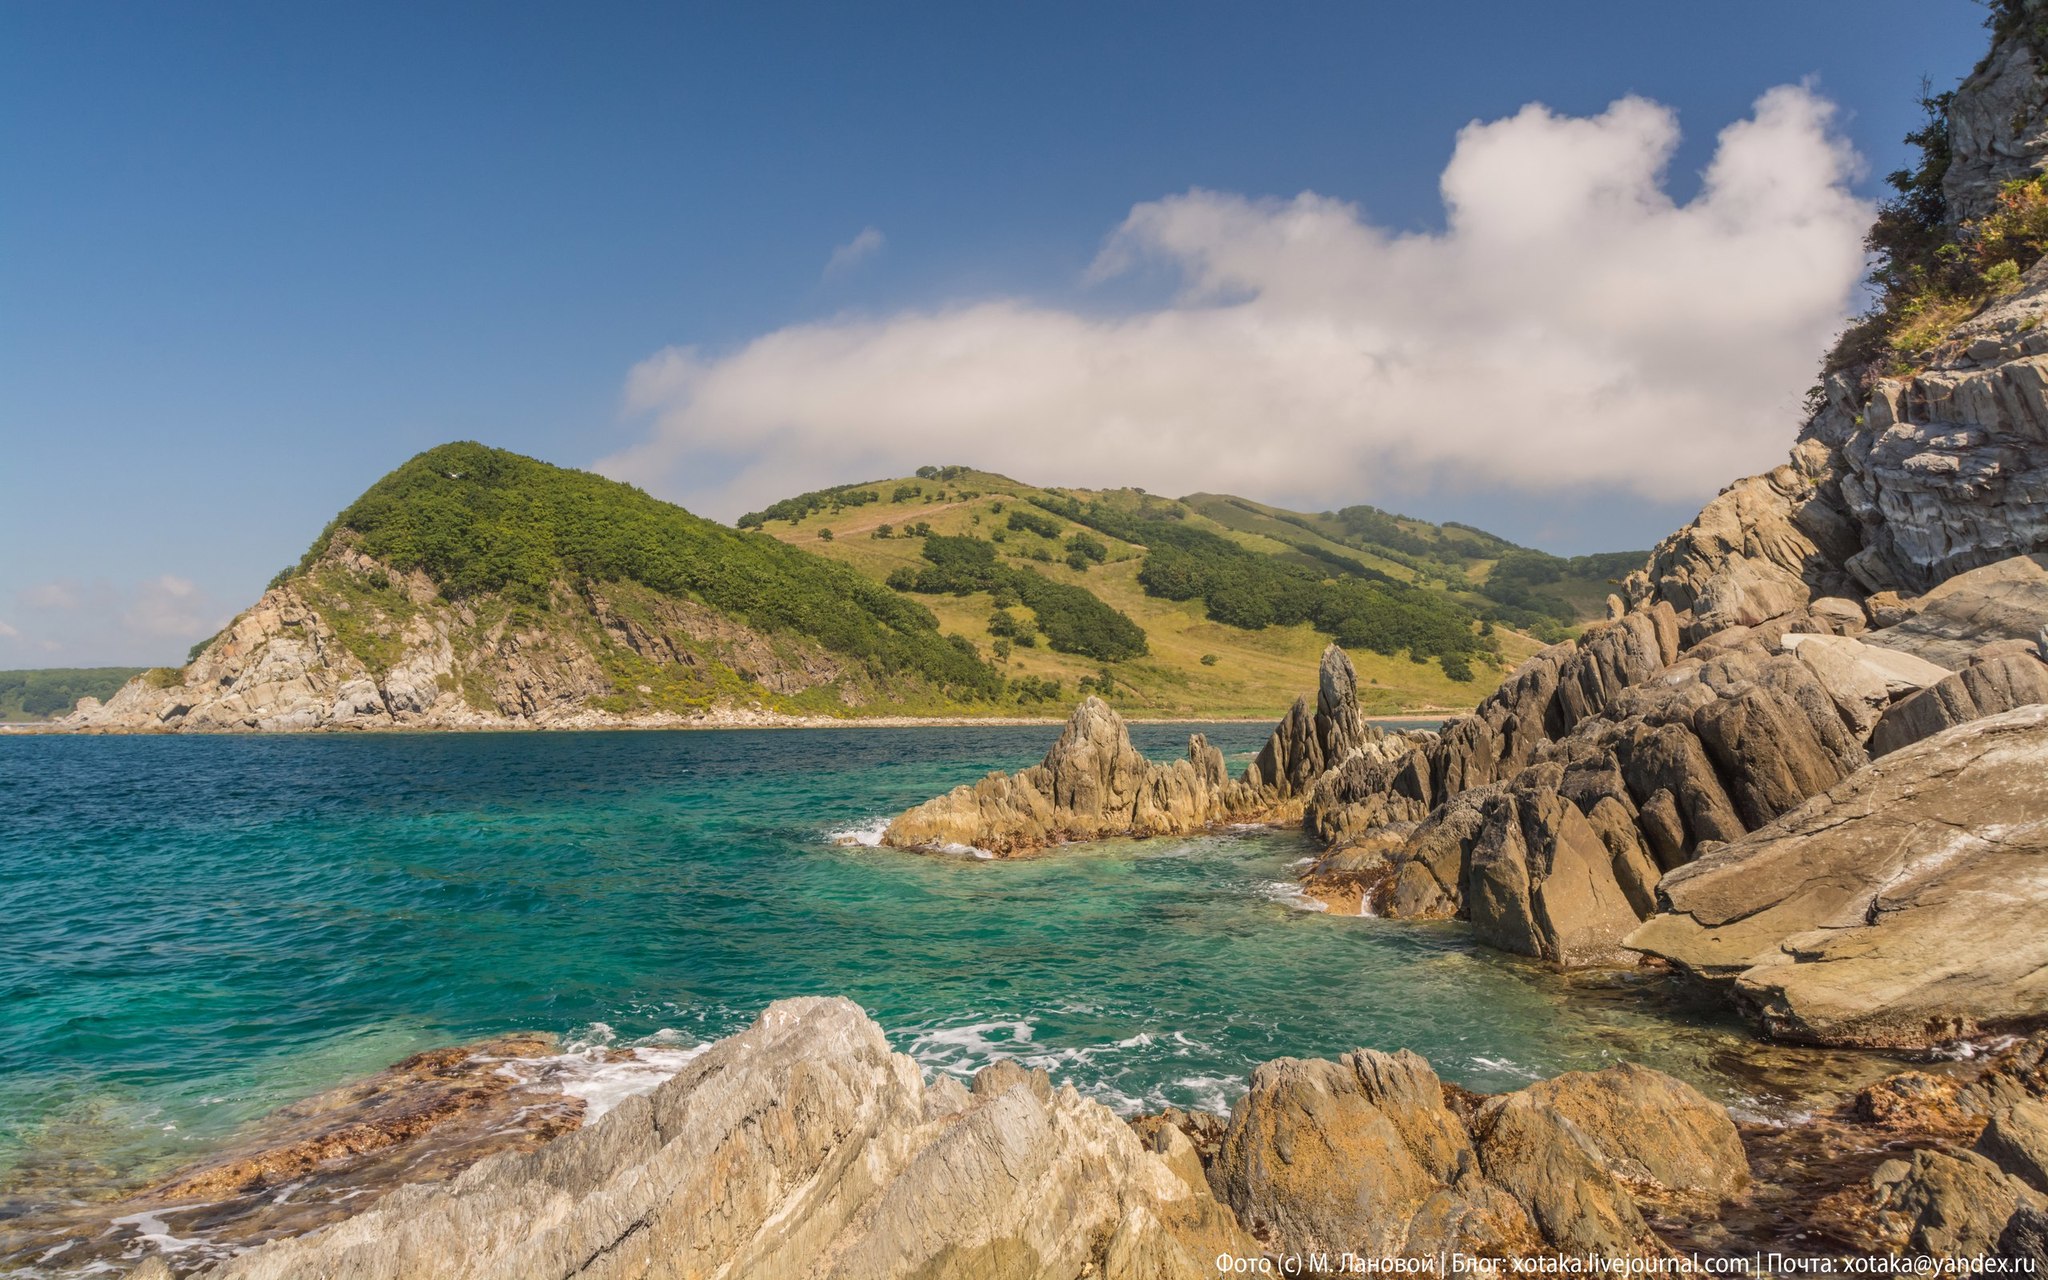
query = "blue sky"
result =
(1, 0, 1992, 665)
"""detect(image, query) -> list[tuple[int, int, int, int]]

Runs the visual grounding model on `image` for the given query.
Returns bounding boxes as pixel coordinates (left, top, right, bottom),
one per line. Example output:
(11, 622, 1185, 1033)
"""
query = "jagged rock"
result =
(164, 998, 1255, 1280)
(2002, 1206, 2048, 1267)
(881, 696, 1236, 854)
(1943, 20, 2048, 224)
(1463, 776, 1644, 968)
(1870, 646, 2048, 755)
(1307, 627, 1869, 969)
(1465, 1091, 1660, 1256)
(1627, 705, 2048, 1048)
(886, 646, 1377, 856)
(1240, 644, 1382, 806)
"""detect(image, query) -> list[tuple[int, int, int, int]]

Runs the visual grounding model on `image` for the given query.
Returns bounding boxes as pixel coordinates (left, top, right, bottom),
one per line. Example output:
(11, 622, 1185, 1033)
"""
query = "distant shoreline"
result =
(2, 709, 1455, 736)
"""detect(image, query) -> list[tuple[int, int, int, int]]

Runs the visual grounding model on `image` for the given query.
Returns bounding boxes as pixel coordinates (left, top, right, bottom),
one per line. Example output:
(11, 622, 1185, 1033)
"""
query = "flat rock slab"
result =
(1627, 704, 2048, 1048)
(1862, 553, 2048, 670)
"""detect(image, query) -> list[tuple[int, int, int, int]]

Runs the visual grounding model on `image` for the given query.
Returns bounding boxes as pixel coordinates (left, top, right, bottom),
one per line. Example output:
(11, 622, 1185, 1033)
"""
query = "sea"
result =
(0, 724, 1833, 1228)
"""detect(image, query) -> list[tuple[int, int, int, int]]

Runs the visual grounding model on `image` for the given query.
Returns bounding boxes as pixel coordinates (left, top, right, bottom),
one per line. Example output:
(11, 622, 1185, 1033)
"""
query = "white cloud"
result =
(602, 87, 1872, 526)
(824, 226, 886, 277)
(4, 575, 229, 666)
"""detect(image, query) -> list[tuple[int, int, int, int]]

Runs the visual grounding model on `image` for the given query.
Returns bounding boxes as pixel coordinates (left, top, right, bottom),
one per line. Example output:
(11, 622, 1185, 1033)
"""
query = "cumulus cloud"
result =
(825, 227, 886, 277)
(0, 619, 18, 639)
(602, 86, 1872, 525)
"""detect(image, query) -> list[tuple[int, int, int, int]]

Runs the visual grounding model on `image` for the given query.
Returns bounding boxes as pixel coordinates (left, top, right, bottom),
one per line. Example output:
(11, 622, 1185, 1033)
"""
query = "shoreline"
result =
(0, 709, 1457, 736)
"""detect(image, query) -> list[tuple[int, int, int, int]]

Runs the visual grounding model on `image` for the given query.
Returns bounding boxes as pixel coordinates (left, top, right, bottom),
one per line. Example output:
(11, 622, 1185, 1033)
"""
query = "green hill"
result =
(747, 467, 1643, 717)
(0, 668, 147, 721)
(94, 446, 1640, 729)
(160, 441, 1016, 720)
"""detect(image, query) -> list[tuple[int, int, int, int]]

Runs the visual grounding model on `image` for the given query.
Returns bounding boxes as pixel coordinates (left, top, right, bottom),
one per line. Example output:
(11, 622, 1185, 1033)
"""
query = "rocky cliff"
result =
(65, 546, 863, 732)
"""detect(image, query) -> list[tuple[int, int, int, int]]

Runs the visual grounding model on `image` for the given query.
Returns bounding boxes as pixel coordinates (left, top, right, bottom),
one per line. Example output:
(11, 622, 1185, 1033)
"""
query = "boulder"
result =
(1627, 704, 2048, 1048)
(1211, 1051, 1536, 1259)
(166, 998, 1255, 1280)
(1211, 1050, 1734, 1262)
(1512, 1063, 1748, 1199)
(1779, 632, 1954, 737)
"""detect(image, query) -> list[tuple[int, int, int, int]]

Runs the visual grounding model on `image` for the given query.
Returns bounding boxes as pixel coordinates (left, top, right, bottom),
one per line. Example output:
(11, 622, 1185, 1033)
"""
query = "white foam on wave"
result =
(827, 817, 890, 847)
(1931, 1033, 2021, 1061)
(491, 1023, 712, 1125)
(894, 1016, 1236, 1116)
(108, 1207, 209, 1254)
(1259, 881, 1327, 912)
(1467, 1055, 1544, 1082)
(825, 820, 992, 859)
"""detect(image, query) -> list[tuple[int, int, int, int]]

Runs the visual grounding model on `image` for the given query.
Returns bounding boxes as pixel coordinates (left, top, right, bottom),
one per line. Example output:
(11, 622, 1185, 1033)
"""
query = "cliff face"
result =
(1627, 269, 2048, 625)
(67, 544, 860, 732)
(1946, 11, 2048, 225)
(1629, 19, 2048, 626)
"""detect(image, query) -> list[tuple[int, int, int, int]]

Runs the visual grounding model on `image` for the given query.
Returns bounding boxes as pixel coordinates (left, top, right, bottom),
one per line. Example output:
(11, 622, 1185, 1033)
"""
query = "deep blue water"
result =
(0, 726, 1757, 1203)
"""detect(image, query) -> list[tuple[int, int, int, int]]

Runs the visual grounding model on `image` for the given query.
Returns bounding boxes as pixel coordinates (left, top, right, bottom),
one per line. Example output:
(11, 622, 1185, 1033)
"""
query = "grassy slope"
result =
(761, 470, 1557, 717)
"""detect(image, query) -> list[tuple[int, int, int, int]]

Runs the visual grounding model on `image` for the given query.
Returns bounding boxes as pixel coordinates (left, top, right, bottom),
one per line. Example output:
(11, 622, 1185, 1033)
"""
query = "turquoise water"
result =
(0, 726, 1761, 1211)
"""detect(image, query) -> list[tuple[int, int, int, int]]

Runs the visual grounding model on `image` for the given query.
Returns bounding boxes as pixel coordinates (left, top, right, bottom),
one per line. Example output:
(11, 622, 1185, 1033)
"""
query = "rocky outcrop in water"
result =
(141, 998, 1257, 1280)
(1626, 704, 2048, 1048)
(882, 645, 1386, 855)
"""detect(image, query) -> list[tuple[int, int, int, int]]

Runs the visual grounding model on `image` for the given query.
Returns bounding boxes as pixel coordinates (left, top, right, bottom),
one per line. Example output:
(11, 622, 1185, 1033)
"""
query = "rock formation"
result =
(882, 645, 1390, 855)
(1625, 704, 2048, 1048)
(1626, 261, 2048, 628)
(138, 998, 1257, 1280)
